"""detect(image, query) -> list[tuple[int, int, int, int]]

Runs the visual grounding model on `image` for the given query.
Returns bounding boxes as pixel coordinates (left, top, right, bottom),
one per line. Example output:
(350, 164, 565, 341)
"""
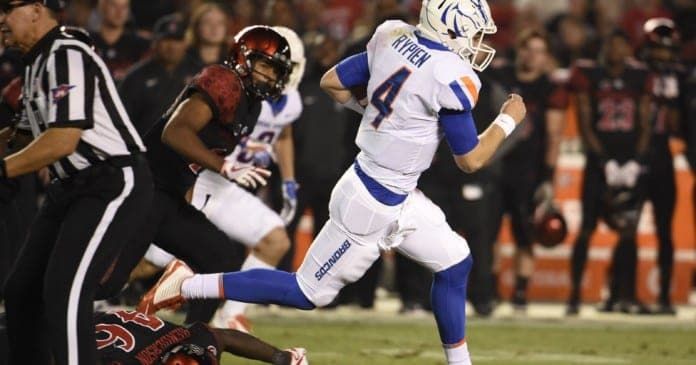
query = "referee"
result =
(0, 1, 152, 365)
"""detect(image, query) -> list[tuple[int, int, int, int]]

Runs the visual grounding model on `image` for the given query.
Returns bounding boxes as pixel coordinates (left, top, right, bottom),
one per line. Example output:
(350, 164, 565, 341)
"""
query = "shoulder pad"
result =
(190, 65, 244, 123)
(434, 59, 481, 111)
(375, 20, 408, 36)
(368, 20, 411, 55)
(288, 89, 303, 122)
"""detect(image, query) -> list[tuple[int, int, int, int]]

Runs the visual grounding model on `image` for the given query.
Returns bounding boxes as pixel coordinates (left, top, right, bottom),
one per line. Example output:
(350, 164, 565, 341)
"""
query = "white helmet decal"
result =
(417, 0, 497, 71)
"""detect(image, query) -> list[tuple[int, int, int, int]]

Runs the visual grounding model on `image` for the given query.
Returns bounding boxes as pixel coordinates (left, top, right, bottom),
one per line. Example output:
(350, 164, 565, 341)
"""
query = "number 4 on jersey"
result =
(371, 67, 412, 128)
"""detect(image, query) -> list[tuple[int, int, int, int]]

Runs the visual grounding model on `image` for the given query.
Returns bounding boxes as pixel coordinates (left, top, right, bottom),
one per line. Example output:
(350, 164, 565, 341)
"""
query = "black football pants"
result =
(569, 155, 641, 304)
(646, 150, 676, 304)
(570, 154, 606, 304)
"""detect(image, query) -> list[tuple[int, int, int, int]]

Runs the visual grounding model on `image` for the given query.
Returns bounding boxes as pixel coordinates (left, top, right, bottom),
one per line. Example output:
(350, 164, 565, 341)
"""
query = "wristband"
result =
(493, 113, 516, 137)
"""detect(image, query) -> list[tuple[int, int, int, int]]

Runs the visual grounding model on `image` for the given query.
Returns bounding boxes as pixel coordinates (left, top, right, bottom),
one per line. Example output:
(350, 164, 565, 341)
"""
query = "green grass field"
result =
(210, 308, 696, 365)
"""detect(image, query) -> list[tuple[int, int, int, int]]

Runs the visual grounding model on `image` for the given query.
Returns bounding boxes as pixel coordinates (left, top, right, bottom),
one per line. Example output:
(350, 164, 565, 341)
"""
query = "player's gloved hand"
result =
(252, 150, 274, 168)
(220, 161, 271, 189)
(533, 181, 554, 204)
(654, 74, 679, 100)
(243, 140, 276, 168)
(280, 180, 299, 225)
(621, 160, 642, 188)
(604, 159, 622, 187)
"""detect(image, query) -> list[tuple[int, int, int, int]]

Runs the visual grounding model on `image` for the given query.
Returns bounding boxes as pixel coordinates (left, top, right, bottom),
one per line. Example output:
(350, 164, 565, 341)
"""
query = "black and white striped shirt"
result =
(20, 27, 145, 179)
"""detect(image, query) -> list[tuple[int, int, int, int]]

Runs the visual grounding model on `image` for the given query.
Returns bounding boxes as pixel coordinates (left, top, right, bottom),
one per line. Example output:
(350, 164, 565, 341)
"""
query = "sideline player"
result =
(97, 26, 293, 325)
(566, 30, 653, 315)
(140, 2, 526, 364)
(0, 310, 308, 364)
(145, 26, 307, 331)
(639, 18, 686, 315)
(94, 310, 309, 365)
(486, 29, 567, 310)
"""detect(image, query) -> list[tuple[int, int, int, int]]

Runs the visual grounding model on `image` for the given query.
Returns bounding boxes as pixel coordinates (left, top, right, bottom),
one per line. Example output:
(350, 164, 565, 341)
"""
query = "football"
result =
(349, 84, 368, 103)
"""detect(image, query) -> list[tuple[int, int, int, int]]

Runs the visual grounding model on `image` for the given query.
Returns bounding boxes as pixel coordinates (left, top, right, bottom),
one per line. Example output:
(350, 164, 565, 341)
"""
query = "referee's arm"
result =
(2, 48, 91, 178)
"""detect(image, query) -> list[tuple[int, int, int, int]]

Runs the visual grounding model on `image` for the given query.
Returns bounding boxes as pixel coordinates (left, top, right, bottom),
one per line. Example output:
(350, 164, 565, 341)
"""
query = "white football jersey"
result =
(356, 20, 481, 193)
(225, 88, 303, 164)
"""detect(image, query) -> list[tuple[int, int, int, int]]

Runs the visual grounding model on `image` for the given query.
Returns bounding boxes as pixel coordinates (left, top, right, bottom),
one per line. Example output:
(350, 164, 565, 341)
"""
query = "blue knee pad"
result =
(431, 255, 473, 345)
(222, 269, 316, 310)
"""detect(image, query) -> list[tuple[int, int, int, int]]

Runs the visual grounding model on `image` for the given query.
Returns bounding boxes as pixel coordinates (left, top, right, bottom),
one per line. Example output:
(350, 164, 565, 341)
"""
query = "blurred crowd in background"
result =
(1, 0, 695, 318)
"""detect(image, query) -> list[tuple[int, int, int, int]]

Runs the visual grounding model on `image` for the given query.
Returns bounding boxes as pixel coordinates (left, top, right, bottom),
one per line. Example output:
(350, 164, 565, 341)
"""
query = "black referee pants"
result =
(3, 157, 152, 365)
(0, 174, 39, 301)
(98, 188, 244, 323)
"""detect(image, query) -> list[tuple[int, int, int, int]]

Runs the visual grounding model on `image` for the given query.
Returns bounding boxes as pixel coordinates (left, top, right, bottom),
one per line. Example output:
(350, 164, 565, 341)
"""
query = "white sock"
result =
(444, 341, 471, 365)
(181, 274, 223, 300)
(144, 245, 176, 268)
(218, 254, 274, 318)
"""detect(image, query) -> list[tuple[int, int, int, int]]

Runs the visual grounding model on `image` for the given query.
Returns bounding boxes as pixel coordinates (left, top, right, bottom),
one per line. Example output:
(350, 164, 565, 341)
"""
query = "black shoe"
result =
(618, 300, 631, 314)
(511, 293, 527, 312)
(656, 301, 677, 315)
(399, 302, 428, 316)
(566, 302, 580, 316)
(598, 300, 617, 313)
(618, 300, 652, 315)
(635, 302, 653, 315)
(473, 301, 494, 317)
(656, 304, 677, 315)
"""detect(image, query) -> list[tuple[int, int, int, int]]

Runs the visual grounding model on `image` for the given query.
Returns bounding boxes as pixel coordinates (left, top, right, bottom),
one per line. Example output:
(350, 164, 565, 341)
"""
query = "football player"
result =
(139, 1, 526, 364)
(96, 26, 292, 325)
(0, 310, 308, 364)
(144, 26, 306, 332)
(639, 18, 687, 315)
(485, 29, 567, 311)
(566, 30, 653, 315)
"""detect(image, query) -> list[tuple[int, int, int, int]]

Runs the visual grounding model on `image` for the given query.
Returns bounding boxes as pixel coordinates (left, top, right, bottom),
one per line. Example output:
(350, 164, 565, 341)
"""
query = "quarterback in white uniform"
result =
(140, 2, 526, 364)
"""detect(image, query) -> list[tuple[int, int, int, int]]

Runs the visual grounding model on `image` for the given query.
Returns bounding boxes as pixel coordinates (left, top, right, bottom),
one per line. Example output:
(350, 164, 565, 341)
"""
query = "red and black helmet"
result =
(602, 187, 643, 233)
(228, 26, 292, 100)
(160, 344, 218, 365)
(640, 17, 680, 68)
(533, 201, 568, 248)
(643, 17, 680, 49)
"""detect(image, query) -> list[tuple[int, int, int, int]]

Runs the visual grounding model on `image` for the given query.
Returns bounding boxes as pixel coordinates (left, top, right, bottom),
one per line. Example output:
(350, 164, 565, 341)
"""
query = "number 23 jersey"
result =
(356, 20, 481, 194)
(568, 59, 652, 162)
